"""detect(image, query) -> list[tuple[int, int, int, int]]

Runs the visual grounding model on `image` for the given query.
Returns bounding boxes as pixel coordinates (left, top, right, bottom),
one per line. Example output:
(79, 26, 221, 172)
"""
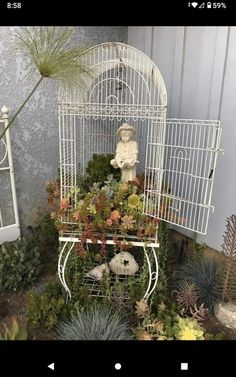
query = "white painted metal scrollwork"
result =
(58, 241, 75, 299)
(143, 246, 159, 300)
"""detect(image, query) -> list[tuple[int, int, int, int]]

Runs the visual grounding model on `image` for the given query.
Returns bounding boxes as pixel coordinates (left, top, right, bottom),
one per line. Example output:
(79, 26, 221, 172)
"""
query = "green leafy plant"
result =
(27, 281, 67, 331)
(85, 154, 121, 187)
(172, 316, 205, 340)
(174, 255, 221, 312)
(28, 214, 59, 274)
(28, 214, 58, 252)
(0, 317, 28, 340)
(0, 238, 41, 294)
(56, 303, 133, 340)
(219, 214, 236, 301)
(0, 26, 91, 139)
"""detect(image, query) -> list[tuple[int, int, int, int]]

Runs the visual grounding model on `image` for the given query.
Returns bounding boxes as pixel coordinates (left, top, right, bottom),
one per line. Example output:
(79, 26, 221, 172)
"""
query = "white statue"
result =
(109, 252, 139, 276)
(110, 123, 139, 182)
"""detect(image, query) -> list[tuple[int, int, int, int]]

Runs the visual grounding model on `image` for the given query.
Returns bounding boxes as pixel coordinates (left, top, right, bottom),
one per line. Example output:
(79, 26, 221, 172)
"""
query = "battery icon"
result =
(207, 2, 211, 7)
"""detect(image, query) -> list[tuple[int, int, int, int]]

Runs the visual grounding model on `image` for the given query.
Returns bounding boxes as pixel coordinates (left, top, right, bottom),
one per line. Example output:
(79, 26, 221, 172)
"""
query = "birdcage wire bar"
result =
(144, 118, 222, 234)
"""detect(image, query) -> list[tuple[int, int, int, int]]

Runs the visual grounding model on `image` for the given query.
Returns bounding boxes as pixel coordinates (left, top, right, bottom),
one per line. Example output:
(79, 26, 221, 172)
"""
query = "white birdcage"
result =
(57, 42, 222, 300)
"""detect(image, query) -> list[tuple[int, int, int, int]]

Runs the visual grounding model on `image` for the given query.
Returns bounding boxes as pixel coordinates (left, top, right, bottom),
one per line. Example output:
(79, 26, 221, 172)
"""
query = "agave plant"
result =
(0, 27, 91, 139)
(56, 304, 133, 340)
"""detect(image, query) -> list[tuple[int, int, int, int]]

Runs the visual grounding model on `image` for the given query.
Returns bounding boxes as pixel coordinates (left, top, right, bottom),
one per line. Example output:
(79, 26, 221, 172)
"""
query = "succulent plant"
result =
(0, 317, 28, 340)
(56, 304, 132, 340)
(135, 299, 150, 319)
(189, 303, 208, 322)
(173, 316, 205, 340)
(172, 281, 199, 310)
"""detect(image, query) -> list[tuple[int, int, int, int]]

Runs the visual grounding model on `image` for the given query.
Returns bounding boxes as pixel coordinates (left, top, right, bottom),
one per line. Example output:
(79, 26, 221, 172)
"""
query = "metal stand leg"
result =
(143, 246, 159, 301)
(58, 240, 75, 300)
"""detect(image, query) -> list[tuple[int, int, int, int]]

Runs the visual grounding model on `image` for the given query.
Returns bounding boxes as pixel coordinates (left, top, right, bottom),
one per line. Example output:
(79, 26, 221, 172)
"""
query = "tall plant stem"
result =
(0, 76, 44, 140)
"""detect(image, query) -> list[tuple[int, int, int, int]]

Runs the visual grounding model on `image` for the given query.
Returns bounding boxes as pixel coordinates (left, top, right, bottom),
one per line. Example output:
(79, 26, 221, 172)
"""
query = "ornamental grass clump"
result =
(174, 255, 221, 312)
(56, 304, 133, 340)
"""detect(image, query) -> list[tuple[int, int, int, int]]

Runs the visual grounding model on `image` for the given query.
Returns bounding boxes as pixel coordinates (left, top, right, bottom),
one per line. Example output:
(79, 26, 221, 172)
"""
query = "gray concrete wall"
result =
(0, 26, 127, 233)
(128, 26, 236, 251)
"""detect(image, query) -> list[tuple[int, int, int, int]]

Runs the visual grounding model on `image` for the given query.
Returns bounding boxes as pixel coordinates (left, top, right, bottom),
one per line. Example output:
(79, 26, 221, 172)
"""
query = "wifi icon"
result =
(191, 2, 198, 7)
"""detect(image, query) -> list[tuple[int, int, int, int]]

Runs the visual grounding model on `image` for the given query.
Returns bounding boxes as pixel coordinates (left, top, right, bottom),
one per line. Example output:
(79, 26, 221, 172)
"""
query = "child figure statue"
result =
(110, 123, 139, 182)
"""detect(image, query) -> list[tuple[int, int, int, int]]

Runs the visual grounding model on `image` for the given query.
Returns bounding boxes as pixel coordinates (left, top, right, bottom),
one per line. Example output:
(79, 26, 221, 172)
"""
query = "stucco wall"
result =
(0, 26, 127, 233)
(128, 26, 236, 251)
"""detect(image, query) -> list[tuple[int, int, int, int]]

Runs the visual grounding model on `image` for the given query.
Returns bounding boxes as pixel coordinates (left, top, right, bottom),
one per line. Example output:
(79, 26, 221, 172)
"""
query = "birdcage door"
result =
(143, 118, 222, 235)
(0, 107, 20, 244)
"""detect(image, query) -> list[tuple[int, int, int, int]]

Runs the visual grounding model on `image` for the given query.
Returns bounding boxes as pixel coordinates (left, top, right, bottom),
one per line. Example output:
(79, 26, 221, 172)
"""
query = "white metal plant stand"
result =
(0, 106, 20, 244)
(57, 42, 222, 300)
(58, 235, 159, 300)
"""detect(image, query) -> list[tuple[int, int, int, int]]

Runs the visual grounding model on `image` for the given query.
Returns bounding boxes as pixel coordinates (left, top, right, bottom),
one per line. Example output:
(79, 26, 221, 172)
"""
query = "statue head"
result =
(117, 123, 136, 143)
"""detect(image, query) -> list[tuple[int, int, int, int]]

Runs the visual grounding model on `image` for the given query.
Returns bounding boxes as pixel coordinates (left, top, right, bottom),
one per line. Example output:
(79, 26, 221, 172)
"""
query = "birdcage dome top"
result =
(58, 42, 167, 107)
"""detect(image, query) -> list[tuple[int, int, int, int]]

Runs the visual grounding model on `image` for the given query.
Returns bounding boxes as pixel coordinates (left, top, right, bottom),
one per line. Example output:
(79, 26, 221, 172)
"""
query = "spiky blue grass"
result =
(56, 304, 133, 340)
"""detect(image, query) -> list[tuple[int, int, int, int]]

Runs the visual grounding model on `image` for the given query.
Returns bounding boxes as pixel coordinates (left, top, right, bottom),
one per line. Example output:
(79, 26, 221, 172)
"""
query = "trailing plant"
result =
(28, 213, 59, 253)
(0, 317, 28, 340)
(28, 214, 59, 274)
(157, 222, 172, 290)
(27, 281, 67, 331)
(0, 27, 91, 140)
(219, 214, 236, 301)
(0, 238, 41, 294)
(174, 255, 221, 312)
(56, 303, 133, 340)
(172, 316, 205, 340)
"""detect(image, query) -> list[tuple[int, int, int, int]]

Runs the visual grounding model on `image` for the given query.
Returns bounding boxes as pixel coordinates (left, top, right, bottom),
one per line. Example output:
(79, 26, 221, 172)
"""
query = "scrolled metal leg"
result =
(58, 241, 75, 300)
(143, 246, 159, 301)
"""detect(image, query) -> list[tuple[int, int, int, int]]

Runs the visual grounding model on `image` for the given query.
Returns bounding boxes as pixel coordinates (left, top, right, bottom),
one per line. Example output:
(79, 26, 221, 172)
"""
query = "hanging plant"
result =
(0, 27, 92, 139)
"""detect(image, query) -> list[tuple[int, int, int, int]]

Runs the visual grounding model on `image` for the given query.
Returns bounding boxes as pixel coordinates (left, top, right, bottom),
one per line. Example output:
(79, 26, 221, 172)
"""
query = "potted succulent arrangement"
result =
(46, 157, 160, 258)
